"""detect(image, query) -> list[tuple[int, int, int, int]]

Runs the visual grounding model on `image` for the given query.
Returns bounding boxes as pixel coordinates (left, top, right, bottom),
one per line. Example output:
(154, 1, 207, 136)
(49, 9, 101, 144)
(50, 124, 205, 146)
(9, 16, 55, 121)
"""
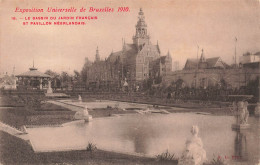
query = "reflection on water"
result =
(234, 130, 248, 161)
(27, 113, 259, 164)
(233, 117, 260, 164)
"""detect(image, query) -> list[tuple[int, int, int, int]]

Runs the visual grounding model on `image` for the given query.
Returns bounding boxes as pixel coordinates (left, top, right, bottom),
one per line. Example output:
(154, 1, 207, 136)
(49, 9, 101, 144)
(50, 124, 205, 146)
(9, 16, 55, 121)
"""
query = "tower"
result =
(132, 8, 150, 47)
(95, 46, 100, 62)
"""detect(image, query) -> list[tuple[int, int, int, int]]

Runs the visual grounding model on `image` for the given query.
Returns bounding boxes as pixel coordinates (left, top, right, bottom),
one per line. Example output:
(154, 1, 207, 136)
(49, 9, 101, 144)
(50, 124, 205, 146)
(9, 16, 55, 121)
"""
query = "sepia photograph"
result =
(0, 0, 259, 164)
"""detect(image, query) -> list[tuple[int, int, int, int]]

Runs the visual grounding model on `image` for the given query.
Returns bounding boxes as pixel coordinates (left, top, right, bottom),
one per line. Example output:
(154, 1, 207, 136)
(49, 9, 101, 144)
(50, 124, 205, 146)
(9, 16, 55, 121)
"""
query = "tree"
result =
(81, 58, 92, 83)
(73, 70, 81, 82)
(45, 70, 59, 78)
(60, 72, 71, 89)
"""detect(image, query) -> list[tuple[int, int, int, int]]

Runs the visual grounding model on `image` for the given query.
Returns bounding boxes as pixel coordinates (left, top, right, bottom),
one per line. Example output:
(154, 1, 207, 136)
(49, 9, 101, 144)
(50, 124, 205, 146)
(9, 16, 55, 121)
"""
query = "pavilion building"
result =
(16, 65, 51, 90)
(84, 8, 172, 91)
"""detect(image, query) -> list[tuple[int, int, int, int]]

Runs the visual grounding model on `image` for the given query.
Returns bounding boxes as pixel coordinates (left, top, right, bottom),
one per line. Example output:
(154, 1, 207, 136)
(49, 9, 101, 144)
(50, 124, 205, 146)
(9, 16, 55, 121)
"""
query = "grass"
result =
(0, 131, 176, 165)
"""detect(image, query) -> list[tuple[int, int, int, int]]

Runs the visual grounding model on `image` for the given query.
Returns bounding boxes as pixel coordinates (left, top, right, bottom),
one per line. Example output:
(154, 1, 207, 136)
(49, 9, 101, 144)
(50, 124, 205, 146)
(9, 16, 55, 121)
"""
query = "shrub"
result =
(204, 156, 226, 165)
(156, 150, 177, 161)
(86, 142, 97, 152)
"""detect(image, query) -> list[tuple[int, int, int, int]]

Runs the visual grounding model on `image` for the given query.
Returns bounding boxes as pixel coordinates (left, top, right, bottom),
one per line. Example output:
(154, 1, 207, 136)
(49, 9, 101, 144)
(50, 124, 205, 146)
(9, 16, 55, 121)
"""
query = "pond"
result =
(27, 113, 260, 164)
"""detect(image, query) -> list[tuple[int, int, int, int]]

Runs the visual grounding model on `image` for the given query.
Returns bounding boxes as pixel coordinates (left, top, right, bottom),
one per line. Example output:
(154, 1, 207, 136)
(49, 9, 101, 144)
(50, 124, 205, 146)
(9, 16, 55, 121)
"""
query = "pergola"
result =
(16, 67, 51, 90)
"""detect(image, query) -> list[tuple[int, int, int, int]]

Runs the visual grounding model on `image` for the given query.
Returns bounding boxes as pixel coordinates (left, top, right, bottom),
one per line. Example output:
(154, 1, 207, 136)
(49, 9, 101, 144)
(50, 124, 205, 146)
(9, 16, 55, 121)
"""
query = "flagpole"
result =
(196, 44, 199, 88)
(235, 37, 237, 68)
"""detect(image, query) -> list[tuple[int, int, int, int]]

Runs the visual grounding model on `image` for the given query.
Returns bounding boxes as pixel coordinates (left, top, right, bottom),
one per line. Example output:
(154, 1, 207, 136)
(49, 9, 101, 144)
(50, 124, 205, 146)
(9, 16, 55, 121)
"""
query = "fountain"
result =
(74, 105, 92, 122)
(178, 125, 207, 165)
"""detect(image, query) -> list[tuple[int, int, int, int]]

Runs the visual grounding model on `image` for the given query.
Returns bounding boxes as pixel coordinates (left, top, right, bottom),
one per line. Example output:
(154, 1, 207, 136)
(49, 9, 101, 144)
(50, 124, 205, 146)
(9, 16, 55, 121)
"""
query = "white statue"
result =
(178, 125, 207, 165)
(78, 95, 82, 102)
(47, 80, 53, 93)
(238, 101, 249, 124)
(83, 105, 89, 115)
(74, 105, 92, 122)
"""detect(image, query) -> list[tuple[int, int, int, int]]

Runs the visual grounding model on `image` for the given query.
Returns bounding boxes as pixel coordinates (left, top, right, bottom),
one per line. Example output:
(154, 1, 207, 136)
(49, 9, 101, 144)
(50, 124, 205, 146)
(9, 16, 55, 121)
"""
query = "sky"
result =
(0, 0, 259, 75)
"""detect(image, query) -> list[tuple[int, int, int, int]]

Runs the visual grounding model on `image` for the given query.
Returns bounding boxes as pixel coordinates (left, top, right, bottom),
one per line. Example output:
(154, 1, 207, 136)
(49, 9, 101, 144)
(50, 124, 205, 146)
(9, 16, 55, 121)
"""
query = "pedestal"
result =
(47, 87, 53, 94)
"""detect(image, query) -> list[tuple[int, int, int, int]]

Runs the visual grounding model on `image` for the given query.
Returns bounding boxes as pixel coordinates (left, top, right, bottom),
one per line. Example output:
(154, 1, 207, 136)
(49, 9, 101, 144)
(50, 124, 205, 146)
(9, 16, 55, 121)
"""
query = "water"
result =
(27, 113, 260, 164)
(61, 99, 155, 109)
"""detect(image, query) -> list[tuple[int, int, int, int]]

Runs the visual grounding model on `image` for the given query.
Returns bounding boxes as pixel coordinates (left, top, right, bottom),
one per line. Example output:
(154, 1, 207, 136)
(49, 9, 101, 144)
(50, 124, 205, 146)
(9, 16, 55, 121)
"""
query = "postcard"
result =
(0, 0, 259, 165)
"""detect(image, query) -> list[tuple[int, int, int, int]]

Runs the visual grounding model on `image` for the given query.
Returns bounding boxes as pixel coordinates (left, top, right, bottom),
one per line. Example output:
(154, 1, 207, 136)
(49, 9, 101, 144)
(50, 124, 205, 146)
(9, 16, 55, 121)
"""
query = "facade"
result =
(239, 52, 260, 65)
(163, 50, 260, 89)
(163, 68, 259, 89)
(84, 8, 172, 91)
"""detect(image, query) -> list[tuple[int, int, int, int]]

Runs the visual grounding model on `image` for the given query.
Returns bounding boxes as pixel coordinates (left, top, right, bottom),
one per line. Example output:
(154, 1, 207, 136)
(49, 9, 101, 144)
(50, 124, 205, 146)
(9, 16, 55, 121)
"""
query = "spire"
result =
(29, 59, 37, 71)
(95, 46, 100, 62)
(156, 40, 161, 54)
(123, 38, 126, 51)
(12, 66, 15, 75)
(133, 8, 150, 46)
(200, 49, 206, 62)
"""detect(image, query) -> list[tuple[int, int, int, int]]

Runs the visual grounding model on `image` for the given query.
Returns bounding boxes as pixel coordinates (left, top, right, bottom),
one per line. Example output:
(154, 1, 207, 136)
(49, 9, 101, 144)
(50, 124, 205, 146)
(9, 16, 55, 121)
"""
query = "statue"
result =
(78, 95, 82, 102)
(47, 80, 53, 94)
(74, 105, 92, 122)
(238, 101, 249, 124)
(178, 125, 207, 165)
(232, 101, 250, 130)
(83, 105, 89, 115)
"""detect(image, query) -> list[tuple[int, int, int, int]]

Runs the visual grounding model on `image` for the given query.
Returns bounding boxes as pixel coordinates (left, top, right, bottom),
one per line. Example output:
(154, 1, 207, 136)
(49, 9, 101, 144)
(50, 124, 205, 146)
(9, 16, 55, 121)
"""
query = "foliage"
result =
(44, 70, 59, 78)
(155, 150, 177, 161)
(86, 142, 97, 152)
(81, 58, 92, 83)
(73, 70, 81, 82)
(204, 156, 226, 165)
(18, 95, 45, 111)
(244, 77, 259, 102)
(142, 78, 153, 91)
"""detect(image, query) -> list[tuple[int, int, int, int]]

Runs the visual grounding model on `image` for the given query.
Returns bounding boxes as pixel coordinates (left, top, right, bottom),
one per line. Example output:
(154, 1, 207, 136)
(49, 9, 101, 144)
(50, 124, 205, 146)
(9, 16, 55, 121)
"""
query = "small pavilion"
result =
(16, 65, 51, 90)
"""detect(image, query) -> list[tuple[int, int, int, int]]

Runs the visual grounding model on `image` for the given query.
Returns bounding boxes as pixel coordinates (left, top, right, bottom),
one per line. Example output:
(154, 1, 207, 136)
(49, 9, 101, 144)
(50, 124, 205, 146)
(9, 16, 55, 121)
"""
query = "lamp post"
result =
(118, 70, 120, 91)
(234, 37, 237, 68)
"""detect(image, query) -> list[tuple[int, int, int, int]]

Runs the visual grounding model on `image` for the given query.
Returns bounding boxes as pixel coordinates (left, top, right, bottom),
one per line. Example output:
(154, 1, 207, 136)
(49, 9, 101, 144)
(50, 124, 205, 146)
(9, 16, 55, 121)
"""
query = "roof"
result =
(184, 57, 228, 70)
(254, 51, 260, 56)
(206, 57, 220, 67)
(108, 44, 138, 63)
(184, 59, 199, 70)
(160, 56, 167, 64)
(108, 51, 123, 63)
(16, 67, 51, 78)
